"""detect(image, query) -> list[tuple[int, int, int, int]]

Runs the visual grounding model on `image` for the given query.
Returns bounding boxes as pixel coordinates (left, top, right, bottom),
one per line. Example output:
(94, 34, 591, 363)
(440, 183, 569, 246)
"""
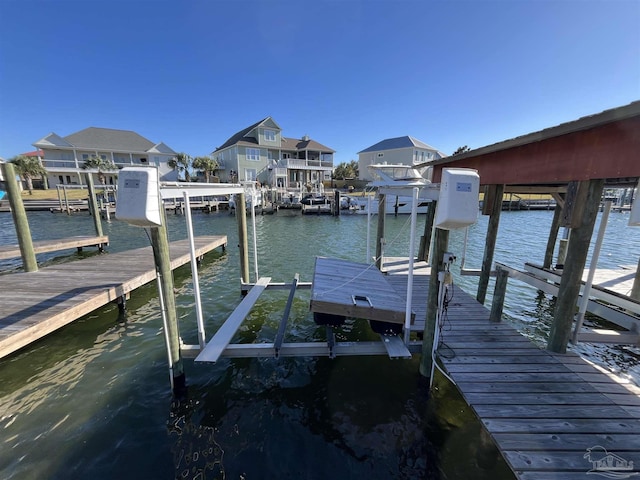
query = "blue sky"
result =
(1, 0, 638, 164)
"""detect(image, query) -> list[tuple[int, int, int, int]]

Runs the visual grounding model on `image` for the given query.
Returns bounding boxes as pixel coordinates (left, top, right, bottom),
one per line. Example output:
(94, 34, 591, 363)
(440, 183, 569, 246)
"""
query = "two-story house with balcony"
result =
(211, 117, 335, 191)
(32, 127, 179, 186)
(358, 136, 446, 181)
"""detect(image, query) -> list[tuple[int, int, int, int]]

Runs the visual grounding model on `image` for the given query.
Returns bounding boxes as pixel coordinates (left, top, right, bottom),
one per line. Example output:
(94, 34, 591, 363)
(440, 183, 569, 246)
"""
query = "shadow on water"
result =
(167, 355, 515, 480)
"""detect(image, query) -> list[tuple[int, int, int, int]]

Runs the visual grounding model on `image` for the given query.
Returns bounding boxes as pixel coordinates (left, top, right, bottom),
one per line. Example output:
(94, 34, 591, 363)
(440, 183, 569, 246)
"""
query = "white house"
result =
(211, 117, 335, 190)
(358, 136, 446, 181)
(33, 127, 179, 187)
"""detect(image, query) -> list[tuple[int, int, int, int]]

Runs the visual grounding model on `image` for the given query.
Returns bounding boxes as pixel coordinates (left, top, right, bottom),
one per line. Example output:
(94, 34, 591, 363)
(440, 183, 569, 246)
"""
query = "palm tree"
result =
(82, 154, 117, 185)
(168, 152, 192, 182)
(10, 155, 47, 194)
(192, 156, 219, 183)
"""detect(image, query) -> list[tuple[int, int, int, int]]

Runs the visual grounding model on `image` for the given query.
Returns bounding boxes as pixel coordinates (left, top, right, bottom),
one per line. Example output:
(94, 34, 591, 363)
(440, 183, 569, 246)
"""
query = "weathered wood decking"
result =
(399, 277, 640, 479)
(0, 235, 226, 359)
(310, 256, 412, 324)
(0, 235, 109, 260)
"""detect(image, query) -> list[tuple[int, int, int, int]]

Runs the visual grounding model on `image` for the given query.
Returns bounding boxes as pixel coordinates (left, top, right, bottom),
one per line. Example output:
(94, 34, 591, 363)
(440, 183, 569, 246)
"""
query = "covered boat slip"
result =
(194, 256, 420, 363)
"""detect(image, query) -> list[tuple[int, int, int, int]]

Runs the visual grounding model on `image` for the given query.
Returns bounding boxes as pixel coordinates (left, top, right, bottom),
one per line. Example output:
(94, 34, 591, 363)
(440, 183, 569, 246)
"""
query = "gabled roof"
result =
(148, 142, 177, 155)
(33, 133, 74, 148)
(215, 117, 272, 151)
(358, 136, 438, 154)
(213, 117, 335, 153)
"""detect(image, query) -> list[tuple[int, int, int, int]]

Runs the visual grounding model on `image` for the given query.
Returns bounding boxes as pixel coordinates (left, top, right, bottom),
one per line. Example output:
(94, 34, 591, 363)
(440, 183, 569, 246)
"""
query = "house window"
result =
(282, 153, 291, 159)
(245, 168, 257, 181)
(264, 129, 276, 142)
(59, 175, 64, 184)
(140, 158, 148, 163)
(246, 148, 261, 161)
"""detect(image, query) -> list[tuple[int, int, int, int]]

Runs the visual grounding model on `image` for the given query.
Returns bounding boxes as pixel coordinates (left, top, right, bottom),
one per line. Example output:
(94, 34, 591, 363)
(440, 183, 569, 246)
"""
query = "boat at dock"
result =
(354, 163, 435, 214)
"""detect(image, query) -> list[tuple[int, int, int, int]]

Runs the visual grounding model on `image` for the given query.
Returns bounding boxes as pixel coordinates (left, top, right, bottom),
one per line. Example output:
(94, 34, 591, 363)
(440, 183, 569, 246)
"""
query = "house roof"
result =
(358, 136, 438, 154)
(34, 127, 175, 154)
(21, 150, 44, 157)
(215, 117, 271, 151)
(281, 136, 335, 153)
(213, 117, 335, 153)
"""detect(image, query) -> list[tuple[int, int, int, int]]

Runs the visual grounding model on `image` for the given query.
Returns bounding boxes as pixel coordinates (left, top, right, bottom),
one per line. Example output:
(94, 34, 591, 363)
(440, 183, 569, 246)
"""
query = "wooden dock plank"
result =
(0, 235, 109, 260)
(431, 283, 640, 479)
(310, 257, 412, 324)
(0, 235, 226, 359)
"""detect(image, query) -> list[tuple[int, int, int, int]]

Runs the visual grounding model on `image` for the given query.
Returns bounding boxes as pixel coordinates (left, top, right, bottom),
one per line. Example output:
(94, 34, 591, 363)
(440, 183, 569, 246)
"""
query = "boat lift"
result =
(115, 165, 481, 367)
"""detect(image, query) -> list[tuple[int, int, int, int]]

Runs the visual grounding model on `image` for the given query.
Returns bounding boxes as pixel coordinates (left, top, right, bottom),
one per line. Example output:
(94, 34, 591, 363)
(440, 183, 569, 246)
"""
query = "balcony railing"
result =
(277, 158, 333, 169)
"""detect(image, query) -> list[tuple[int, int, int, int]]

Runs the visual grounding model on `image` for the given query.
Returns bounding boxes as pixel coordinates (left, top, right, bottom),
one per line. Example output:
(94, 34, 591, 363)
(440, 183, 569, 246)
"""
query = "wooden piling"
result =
(236, 192, 250, 284)
(418, 201, 436, 262)
(84, 173, 103, 237)
(630, 257, 640, 302)
(477, 184, 504, 304)
(2, 163, 37, 272)
(333, 190, 340, 216)
(547, 179, 604, 353)
(543, 194, 563, 269)
(63, 185, 71, 215)
(375, 194, 386, 269)
(149, 212, 186, 397)
(489, 266, 509, 322)
(420, 227, 449, 378)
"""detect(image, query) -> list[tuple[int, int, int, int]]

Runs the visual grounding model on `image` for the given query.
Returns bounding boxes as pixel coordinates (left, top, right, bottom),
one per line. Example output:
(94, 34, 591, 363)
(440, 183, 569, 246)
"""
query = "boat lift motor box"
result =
(115, 167, 162, 227)
(434, 168, 480, 230)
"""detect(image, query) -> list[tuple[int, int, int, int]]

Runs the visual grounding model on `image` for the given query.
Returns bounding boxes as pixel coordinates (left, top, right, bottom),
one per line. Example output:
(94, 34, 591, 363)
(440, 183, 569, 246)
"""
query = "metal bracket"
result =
(352, 295, 373, 307)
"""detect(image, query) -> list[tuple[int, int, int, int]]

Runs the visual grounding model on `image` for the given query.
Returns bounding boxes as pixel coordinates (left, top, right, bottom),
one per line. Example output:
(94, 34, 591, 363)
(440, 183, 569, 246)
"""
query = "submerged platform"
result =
(310, 256, 414, 325)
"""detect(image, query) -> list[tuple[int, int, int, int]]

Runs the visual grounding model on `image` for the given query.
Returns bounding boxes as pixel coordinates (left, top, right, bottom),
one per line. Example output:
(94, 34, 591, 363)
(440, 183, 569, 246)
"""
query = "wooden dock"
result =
(0, 235, 227, 359)
(0, 235, 109, 260)
(429, 284, 640, 479)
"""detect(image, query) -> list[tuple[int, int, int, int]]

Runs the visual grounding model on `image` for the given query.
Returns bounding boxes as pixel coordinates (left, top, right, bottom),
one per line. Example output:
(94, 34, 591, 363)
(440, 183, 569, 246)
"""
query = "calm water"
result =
(0, 208, 639, 480)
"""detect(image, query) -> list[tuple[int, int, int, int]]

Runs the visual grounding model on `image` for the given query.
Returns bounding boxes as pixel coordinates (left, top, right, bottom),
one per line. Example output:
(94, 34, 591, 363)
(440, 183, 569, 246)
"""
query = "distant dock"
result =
(0, 236, 226, 359)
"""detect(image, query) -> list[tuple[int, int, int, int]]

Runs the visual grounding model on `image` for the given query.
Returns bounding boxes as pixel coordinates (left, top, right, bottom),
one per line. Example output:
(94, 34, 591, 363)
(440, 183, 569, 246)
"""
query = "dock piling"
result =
(477, 184, 504, 304)
(420, 227, 449, 379)
(548, 179, 604, 353)
(84, 173, 104, 237)
(236, 192, 250, 285)
(489, 266, 509, 322)
(1, 162, 37, 272)
(149, 211, 186, 397)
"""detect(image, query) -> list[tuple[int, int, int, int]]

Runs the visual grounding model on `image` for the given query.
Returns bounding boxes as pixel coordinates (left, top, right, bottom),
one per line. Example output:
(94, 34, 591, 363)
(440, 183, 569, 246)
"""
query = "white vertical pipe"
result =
(183, 191, 206, 349)
(404, 187, 419, 344)
(250, 185, 259, 282)
(460, 227, 469, 271)
(366, 194, 372, 263)
(155, 271, 174, 390)
(572, 200, 612, 343)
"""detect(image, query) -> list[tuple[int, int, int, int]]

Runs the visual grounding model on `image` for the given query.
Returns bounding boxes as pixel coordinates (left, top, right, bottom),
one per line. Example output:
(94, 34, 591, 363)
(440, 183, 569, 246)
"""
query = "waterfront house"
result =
(211, 117, 335, 191)
(32, 127, 179, 187)
(357, 136, 446, 181)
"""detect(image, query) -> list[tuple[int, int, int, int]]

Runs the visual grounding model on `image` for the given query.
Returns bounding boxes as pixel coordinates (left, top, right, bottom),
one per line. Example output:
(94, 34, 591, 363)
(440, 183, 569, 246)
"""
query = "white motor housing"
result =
(115, 167, 162, 227)
(434, 168, 480, 230)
